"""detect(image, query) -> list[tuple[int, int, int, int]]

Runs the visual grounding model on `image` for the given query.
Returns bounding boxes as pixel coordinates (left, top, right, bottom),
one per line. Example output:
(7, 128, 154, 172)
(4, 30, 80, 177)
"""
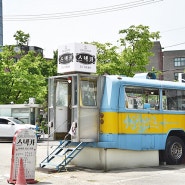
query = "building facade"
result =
(147, 41, 163, 80)
(163, 50, 185, 81)
(147, 41, 185, 82)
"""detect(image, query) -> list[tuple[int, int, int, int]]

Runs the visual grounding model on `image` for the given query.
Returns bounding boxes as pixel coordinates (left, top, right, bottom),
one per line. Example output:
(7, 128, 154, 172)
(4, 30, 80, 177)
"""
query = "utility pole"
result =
(0, 0, 3, 46)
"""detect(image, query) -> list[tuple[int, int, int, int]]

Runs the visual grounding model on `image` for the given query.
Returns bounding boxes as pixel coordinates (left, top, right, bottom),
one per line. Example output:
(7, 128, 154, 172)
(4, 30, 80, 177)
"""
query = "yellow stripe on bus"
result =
(100, 112, 185, 134)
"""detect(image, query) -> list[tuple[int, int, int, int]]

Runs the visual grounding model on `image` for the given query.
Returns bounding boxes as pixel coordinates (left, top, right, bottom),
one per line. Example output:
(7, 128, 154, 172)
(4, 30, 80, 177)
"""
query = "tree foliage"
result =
(118, 25, 160, 76)
(13, 30, 30, 46)
(91, 25, 160, 76)
(0, 46, 48, 104)
(0, 30, 57, 104)
(89, 42, 120, 75)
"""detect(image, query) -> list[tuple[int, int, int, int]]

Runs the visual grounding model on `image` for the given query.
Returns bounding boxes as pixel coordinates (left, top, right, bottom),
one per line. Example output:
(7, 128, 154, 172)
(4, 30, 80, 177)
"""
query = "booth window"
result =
(56, 81, 68, 106)
(80, 80, 97, 106)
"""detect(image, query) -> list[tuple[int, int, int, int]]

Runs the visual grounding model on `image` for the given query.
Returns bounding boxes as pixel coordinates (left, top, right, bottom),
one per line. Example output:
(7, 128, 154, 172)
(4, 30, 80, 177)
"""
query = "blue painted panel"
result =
(99, 133, 118, 142)
(101, 76, 120, 112)
(96, 133, 167, 150)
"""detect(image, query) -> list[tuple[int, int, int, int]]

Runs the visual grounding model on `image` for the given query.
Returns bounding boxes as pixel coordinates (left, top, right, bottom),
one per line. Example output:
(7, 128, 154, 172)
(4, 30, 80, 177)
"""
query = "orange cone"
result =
(15, 158, 27, 185)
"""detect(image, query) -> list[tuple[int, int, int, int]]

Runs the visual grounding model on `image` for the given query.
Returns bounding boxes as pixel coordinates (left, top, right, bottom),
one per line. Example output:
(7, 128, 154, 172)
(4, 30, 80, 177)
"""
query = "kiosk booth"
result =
(48, 43, 98, 141)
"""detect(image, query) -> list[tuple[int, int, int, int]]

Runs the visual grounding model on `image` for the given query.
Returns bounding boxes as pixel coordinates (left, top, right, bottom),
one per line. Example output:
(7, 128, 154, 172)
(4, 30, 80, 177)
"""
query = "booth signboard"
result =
(8, 129, 37, 184)
(57, 43, 97, 74)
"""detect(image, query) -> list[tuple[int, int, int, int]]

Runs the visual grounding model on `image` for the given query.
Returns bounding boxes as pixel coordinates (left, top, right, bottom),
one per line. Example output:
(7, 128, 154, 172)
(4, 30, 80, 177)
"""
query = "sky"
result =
(2, 0, 185, 58)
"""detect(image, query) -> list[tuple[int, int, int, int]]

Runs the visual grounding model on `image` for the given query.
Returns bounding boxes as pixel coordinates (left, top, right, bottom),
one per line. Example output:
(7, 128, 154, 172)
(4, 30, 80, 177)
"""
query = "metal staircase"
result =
(40, 140, 86, 171)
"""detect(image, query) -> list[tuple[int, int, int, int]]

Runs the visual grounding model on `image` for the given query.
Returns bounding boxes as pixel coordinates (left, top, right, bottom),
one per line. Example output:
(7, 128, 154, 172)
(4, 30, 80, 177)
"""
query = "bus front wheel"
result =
(165, 136, 185, 165)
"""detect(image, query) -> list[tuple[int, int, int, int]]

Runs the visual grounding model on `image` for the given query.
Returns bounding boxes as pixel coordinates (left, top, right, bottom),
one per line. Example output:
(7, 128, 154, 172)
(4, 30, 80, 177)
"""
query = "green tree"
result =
(0, 45, 17, 103)
(13, 30, 30, 55)
(118, 25, 160, 76)
(0, 45, 46, 104)
(0, 29, 57, 105)
(13, 30, 30, 46)
(89, 42, 119, 75)
(90, 25, 160, 76)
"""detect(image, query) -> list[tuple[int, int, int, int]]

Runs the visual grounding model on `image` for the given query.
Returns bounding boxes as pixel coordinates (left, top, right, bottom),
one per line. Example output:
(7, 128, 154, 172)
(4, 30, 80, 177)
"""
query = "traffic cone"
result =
(15, 158, 27, 185)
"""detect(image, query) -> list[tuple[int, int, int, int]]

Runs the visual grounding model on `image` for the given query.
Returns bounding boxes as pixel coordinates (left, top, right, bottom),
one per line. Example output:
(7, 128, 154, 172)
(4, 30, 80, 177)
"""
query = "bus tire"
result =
(165, 136, 185, 165)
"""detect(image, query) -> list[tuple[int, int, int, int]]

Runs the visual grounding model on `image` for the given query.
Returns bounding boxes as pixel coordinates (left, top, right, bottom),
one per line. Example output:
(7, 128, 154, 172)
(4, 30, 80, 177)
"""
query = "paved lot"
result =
(1, 140, 185, 185)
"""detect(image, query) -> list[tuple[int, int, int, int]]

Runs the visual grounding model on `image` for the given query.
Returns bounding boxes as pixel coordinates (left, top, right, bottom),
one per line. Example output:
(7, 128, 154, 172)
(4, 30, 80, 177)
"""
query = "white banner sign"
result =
(57, 43, 97, 74)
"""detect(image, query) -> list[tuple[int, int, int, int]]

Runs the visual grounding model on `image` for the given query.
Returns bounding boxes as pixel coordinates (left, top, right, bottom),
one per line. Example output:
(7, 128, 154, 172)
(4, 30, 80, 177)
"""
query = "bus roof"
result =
(105, 75, 185, 90)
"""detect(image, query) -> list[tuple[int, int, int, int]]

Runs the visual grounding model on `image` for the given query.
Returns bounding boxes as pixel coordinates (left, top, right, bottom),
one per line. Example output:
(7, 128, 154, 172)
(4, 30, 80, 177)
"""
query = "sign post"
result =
(8, 129, 37, 184)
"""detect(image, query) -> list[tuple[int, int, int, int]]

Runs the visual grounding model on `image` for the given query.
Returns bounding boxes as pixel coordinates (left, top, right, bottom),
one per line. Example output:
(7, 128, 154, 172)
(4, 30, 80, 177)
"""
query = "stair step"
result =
(40, 141, 86, 170)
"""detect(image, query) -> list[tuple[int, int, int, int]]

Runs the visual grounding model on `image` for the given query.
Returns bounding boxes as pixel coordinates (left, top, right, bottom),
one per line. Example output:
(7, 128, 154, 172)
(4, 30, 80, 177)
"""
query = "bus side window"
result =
(125, 86, 159, 110)
(181, 90, 185, 110)
(125, 87, 143, 109)
(163, 89, 185, 110)
(164, 89, 178, 110)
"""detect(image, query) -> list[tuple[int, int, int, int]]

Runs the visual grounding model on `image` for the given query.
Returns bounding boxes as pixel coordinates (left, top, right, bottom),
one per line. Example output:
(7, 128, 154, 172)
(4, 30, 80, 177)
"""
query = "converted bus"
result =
(47, 72, 185, 167)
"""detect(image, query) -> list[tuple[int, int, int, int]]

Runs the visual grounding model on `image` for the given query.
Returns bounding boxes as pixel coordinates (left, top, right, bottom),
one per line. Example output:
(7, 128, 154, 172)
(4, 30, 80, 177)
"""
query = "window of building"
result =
(174, 57, 185, 67)
(174, 73, 185, 82)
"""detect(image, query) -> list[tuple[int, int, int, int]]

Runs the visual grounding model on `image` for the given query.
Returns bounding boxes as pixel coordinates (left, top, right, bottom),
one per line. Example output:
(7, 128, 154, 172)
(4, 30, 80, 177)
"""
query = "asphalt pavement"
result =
(1, 139, 185, 185)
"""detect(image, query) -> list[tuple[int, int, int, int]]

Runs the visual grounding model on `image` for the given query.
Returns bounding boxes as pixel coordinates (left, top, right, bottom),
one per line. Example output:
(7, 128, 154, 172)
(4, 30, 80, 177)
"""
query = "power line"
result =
(164, 42, 185, 49)
(160, 27, 185, 49)
(5, 0, 149, 17)
(4, 0, 163, 21)
(162, 26, 185, 33)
